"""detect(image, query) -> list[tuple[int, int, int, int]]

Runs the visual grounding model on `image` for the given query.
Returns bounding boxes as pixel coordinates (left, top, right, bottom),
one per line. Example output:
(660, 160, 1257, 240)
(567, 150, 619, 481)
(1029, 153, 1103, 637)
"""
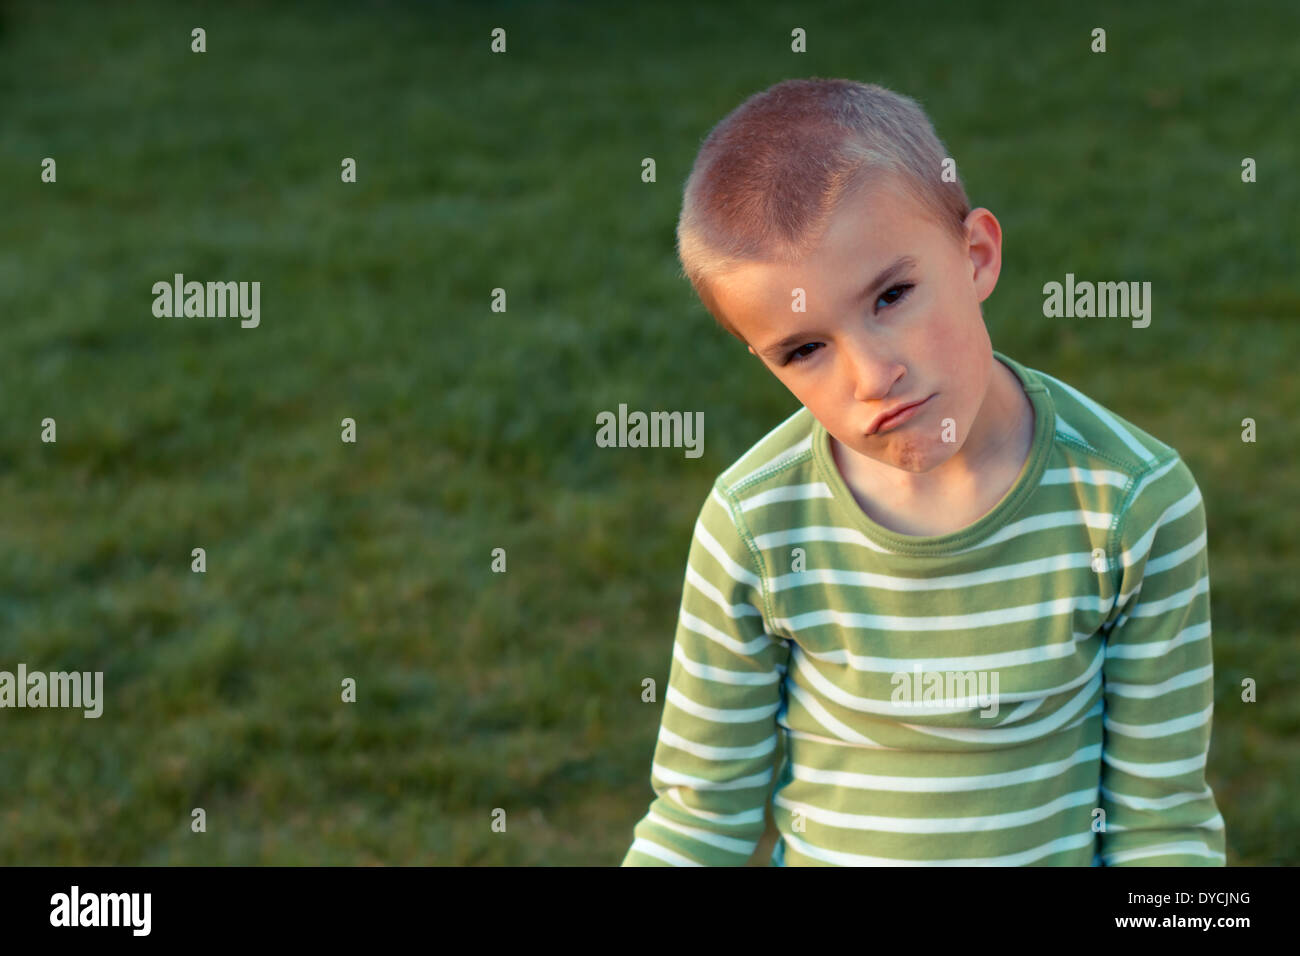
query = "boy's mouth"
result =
(869, 394, 933, 435)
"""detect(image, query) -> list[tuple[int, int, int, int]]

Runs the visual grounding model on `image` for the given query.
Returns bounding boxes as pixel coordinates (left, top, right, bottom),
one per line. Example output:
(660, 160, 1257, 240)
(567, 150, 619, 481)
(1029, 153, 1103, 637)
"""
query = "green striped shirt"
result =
(623, 350, 1225, 866)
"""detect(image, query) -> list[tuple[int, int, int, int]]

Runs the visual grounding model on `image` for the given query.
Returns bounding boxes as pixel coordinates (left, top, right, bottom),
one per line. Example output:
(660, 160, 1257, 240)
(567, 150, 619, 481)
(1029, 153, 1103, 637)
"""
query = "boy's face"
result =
(708, 178, 1004, 480)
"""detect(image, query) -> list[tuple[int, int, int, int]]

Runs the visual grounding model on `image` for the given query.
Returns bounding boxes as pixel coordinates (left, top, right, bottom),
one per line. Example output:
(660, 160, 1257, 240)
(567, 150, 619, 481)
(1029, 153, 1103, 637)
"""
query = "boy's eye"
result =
(784, 283, 915, 365)
(876, 283, 914, 310)
(786, 343, 821, 363)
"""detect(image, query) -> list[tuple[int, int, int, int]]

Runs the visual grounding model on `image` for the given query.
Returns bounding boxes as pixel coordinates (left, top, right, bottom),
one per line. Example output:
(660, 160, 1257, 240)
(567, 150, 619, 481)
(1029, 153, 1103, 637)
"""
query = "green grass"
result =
(0, 0, 1296, 864)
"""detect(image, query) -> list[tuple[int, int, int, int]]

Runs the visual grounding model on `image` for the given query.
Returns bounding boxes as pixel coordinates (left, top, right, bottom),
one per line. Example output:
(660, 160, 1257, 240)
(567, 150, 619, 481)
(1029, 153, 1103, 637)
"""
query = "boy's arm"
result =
(621, 481, 790, 866)
(1098, 454, 1226, 865)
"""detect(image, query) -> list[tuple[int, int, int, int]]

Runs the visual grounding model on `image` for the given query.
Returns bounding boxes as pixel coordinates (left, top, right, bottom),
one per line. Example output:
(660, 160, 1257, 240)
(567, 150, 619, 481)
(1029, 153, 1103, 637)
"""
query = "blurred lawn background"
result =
(1, 0, 1295, 864)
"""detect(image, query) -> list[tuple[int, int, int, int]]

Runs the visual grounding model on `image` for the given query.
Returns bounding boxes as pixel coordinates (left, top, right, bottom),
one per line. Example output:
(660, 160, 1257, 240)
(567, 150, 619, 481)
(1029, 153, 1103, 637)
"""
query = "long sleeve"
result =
(622, 482, 791, 866)
(1097, 454, 1226, 865)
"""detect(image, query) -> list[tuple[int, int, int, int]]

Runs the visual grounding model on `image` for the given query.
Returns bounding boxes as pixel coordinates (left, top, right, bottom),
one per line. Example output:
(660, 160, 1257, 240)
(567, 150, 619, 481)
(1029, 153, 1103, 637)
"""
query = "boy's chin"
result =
(841, 435, 960, 473)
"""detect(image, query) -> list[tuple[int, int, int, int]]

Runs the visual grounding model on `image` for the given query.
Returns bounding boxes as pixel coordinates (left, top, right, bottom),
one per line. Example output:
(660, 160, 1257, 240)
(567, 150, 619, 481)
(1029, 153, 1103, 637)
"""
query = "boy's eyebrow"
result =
(758, 254, 919, 359)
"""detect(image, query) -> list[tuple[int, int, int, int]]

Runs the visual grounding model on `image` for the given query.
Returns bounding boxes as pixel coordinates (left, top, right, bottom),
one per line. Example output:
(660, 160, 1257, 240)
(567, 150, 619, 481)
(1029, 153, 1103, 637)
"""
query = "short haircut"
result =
(676, 78, 971, 344)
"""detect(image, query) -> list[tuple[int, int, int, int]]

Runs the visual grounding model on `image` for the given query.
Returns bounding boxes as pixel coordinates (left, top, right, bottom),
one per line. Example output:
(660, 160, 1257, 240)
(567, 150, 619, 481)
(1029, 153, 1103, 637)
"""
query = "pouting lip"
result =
(868, 394, 932, 435)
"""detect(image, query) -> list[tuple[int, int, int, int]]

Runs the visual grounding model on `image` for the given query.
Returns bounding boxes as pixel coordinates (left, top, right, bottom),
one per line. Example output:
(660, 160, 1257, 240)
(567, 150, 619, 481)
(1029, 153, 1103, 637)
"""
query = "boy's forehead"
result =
(818, 179, 935, 261)
(717, 186, 934, 328)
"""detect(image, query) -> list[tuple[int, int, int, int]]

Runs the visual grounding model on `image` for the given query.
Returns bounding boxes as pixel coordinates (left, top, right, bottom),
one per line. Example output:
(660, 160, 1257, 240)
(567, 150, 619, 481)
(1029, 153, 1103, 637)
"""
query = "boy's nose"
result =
(843, 339, 904, 404)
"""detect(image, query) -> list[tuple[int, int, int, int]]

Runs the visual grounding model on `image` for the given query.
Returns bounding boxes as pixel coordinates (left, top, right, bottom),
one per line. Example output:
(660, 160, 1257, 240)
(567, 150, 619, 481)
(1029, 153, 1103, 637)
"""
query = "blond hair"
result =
(676, 78, 971, 343)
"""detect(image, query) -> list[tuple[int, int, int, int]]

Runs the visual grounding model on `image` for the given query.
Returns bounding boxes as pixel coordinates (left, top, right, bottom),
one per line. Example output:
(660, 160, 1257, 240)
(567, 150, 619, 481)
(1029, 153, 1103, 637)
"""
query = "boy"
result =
(621, 78, 1225, 865)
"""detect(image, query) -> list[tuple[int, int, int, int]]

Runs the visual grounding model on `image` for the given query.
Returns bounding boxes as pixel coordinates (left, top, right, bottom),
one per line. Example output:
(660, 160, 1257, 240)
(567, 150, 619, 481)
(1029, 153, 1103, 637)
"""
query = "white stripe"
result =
(998, 697, 1047, 724)
(951, 508, 1114, 555)
(770, 549, 1105, 594)
(671, 642, 783, 686)
(790, 744, 1102, 792)
(753, 510, 1112, 557)
(1107, 812, 1225, 833)
(645, 810, 758, 856)
(790, 639, 1105, 714)
(897, 683, 1104, 745)
(1105, 662, 1213, 699)
(665, 684, 780, 723)
(1102, 841, 1223, 865)
(1099, 784, 1213, 811)
(795, 625, 1102, 675)
(1144, 530, 1206, 577)
(753, 523, 897, 555)
(627, 837, 703, 866)
(650, 761, 772, 791)
(737, 481, 833, 512)
(773, 592, 1113, 635)
(665, 787, 766, 826)
(1040, 463, 1130, 488)
(1102, 811, 1222, 832)
(782, 829, 1096, 866)
(774, 787, 1098, 834)
(785, 683, 893, 748)
(1116, 482, 1201, 571)
(1054, 416, 1091, 447)
(684, 564, 763, 619)
(1104, 702, 1212, 739)
(1102, 750, 1206, 778)
(656, 724, 779, 761)
(678, 609, 778, 658)
(1129, 575, 1209, 619)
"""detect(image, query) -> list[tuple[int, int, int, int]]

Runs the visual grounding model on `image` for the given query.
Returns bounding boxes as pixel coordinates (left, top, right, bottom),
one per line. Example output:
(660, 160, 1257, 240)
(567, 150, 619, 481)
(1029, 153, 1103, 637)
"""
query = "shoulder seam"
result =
(1056, 432, 1141, 472)
(726, 449, 814, 497)
(1038, 368, 1168, 469)
(1106, 449, 1183, 595)
(717, 406, 810, 487)
(713, 478, 780, 638)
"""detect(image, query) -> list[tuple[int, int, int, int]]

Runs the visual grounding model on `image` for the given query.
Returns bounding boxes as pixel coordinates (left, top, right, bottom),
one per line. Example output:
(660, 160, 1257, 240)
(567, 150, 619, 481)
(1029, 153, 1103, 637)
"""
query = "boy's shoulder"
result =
(1024, 359, 1186, 478)
(1017, 357, 1206, 536)
(713, 404, 819, 499)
